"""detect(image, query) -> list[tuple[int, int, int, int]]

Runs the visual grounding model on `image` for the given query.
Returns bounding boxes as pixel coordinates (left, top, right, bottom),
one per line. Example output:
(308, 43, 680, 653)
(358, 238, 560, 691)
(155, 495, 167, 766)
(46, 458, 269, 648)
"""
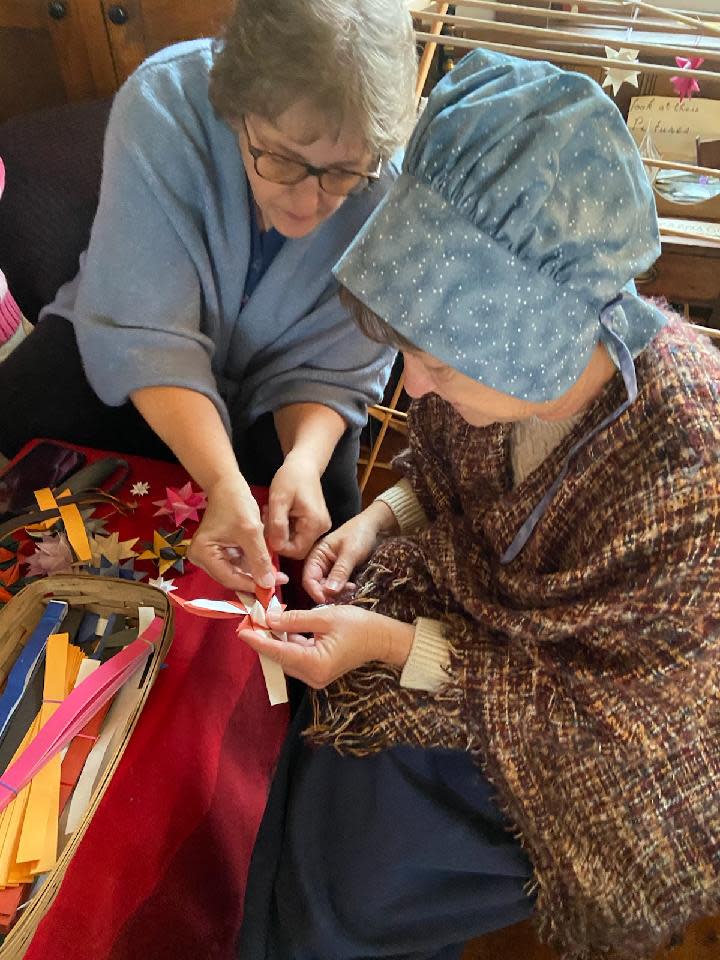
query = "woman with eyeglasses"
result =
(0, 0, 417, 591)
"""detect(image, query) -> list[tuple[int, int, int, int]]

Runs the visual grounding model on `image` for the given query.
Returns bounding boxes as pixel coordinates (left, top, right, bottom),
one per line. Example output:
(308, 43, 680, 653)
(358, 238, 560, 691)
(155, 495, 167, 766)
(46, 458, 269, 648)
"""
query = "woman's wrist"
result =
(376, 614, 415, 668)
(282, 444, 324, 474)
(365, 499, 401, 537)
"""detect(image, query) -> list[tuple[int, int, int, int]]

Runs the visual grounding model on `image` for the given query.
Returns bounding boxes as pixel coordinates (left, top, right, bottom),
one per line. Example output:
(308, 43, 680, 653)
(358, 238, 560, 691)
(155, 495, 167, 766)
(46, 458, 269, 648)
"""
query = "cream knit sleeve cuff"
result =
(375, 478, 428, 535)
(400, 617, 451, 692)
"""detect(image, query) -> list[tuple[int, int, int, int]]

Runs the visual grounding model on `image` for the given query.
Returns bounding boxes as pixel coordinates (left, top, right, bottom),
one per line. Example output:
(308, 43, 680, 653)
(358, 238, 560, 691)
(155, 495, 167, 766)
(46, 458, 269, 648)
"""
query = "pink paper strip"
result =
(0, 618, 163, 814)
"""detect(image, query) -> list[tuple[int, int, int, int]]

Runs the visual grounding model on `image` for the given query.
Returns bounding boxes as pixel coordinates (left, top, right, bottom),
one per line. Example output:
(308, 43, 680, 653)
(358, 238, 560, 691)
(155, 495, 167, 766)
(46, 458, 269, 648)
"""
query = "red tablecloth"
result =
(4, 441, 289, 959)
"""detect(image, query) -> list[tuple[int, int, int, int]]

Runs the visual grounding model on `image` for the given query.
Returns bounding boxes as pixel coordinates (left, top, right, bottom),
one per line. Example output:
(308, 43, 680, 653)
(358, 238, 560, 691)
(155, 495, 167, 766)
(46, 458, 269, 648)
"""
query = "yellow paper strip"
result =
(0, 718, 40, 887)
(15, 634, 68, 868)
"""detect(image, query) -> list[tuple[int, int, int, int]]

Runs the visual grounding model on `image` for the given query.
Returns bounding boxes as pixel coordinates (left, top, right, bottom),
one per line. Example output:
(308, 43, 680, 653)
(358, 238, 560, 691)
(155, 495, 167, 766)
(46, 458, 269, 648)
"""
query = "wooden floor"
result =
(462, 916, 720, 960)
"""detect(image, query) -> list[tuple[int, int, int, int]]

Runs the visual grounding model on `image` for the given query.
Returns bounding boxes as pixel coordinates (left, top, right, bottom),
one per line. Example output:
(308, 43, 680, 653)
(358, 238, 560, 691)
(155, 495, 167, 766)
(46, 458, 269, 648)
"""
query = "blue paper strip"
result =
(0, 599, 68, 746)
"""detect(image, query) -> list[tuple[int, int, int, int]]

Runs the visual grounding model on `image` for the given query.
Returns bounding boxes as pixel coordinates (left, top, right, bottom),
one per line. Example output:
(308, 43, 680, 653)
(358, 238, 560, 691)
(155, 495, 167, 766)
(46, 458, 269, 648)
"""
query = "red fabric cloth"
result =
(3, 440, 288, 959)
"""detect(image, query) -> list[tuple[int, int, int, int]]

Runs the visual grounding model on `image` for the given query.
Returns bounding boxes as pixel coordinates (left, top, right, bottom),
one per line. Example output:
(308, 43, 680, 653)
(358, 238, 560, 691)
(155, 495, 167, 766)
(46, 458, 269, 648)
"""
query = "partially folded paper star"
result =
(148, 575, 178, 594)
(169, 591, 286, 635)
(670, 56, 703, 102)
(25, 534, 74, 577)
(89, 532, 139, 566)
(168, 590, 289, 704)
(602, 47, 640, 97)
(130, 481, 150, 497)
(153, 482, 207, 526)
(137, 528, 191, 576)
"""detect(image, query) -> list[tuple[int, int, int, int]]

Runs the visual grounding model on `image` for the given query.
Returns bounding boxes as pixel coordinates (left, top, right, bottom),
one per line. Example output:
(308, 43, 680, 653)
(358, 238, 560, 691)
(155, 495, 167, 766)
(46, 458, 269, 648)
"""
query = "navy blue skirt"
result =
(239, 699, 533, 960)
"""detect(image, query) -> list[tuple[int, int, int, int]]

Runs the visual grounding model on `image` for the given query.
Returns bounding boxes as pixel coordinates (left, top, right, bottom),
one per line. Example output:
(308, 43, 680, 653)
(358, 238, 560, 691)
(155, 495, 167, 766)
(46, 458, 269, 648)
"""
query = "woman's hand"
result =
(188, 473, 285, 592)
(237, 605, 415, 688)
(265, 450, 332, 560)
(302, 500, 399, 604)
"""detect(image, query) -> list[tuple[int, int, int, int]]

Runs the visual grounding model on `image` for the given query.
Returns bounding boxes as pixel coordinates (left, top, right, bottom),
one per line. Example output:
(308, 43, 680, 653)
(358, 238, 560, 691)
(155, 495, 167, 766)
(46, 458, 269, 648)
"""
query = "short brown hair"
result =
(209, 0, 417, 161)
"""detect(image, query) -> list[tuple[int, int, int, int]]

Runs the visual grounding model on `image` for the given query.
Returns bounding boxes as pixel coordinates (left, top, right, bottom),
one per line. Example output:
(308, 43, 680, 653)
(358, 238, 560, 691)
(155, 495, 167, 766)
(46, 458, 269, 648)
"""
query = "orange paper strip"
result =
(32, 489, 91, 562)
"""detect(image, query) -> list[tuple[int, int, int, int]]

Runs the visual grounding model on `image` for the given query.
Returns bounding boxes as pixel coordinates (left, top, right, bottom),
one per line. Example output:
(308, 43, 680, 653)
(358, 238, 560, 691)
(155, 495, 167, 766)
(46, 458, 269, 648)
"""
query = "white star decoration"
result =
(148, 575, 177, 593)
(602, 47, 640, 97)
(131, 481, 150, 497)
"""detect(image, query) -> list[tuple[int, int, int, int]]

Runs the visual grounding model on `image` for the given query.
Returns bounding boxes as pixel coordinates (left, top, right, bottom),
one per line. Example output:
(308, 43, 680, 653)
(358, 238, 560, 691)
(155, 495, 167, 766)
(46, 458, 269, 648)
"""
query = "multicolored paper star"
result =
(137, 528, 191, 576)
(83, 557, 146, 581)
(670, 56, 704, 102)
(153, 482, 207, 526)
(89, 532, 139, 566)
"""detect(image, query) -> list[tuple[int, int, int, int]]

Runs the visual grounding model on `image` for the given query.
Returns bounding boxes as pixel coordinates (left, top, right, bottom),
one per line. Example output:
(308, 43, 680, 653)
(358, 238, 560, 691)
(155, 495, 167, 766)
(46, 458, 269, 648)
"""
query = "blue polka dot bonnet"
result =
(335, 48, 666, 399)
(334, 49, 668, 561)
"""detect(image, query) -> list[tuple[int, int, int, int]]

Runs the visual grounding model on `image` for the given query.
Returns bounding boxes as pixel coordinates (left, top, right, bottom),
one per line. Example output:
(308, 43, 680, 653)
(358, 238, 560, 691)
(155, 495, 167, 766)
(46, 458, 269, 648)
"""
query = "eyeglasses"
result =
(241, 116, 381, 197)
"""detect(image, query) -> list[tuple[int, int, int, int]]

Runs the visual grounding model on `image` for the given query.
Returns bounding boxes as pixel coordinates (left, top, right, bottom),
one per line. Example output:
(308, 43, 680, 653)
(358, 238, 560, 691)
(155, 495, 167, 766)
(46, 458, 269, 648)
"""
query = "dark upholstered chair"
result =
(0, 99, 111, 322)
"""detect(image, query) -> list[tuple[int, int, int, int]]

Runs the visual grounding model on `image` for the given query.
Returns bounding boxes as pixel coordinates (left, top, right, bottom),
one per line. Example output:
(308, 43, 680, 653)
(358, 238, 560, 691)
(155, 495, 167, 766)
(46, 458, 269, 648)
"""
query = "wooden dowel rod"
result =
(568, 0, 713, 13)
(370, 405, 409, 419)
(415, 7, 720, 61)
(643, 157, 719, 177)
(415, 3, 450, 104)
(424, 0, 696, 32)
(622, 0, 720, 35)
(660, 227, 720, 243)
(360, 374, 406, 492)
(414, 31, 718, 80)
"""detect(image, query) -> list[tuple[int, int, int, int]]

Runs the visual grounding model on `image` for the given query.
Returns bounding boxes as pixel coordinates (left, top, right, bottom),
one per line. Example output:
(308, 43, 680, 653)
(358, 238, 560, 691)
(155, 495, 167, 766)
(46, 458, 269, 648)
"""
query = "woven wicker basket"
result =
(0, 575, 173, 958)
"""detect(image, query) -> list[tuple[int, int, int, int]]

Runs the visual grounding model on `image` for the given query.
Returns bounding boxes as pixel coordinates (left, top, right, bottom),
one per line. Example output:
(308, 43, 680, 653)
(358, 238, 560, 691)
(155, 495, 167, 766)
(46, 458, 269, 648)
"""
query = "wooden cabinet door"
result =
(0, 0, 116, 120)
(100, 0, 234, 86)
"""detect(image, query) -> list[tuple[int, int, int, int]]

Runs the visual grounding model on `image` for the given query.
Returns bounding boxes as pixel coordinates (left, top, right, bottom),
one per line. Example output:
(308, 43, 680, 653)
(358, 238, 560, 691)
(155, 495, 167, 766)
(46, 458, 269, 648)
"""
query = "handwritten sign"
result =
(627, 97, 720, 163)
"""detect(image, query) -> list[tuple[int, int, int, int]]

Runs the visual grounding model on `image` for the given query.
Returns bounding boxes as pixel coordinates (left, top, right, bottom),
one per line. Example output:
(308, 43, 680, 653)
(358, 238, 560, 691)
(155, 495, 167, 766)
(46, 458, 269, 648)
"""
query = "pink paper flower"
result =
(670, 56, 704, 102)
(152, 482, 208, 526)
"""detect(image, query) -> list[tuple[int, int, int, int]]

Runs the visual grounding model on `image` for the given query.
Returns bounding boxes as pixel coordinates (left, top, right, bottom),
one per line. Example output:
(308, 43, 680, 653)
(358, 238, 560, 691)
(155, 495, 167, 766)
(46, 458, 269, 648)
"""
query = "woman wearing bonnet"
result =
(238, 51, 720, 960)
(0, 0, 416, 590)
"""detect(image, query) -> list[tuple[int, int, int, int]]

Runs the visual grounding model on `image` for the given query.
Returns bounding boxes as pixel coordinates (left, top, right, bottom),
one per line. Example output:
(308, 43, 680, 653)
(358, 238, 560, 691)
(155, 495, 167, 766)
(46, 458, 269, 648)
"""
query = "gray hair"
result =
(209, 0, 417, 160)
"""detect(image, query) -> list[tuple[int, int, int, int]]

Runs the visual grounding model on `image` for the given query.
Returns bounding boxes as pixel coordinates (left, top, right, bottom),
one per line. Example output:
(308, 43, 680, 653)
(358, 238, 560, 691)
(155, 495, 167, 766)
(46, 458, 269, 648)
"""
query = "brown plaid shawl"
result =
(308, 321, 720, 959)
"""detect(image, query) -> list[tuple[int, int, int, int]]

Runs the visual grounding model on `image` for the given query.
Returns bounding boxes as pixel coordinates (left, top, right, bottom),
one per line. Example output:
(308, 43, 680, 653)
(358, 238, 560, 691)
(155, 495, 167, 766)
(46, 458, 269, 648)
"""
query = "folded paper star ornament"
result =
(602, 47, 640, 97)
(670, 56, 704, 102)
(137, 528, 191, 576)
(153, 482, 207, 526)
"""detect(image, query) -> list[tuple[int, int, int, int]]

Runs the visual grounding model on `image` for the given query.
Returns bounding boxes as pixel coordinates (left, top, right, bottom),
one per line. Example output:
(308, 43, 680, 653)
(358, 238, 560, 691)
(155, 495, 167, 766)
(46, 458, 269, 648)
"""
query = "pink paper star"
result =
(25, 534, 74, 577)
(152, 482, 208, 526)
(670, 56, 703, 102)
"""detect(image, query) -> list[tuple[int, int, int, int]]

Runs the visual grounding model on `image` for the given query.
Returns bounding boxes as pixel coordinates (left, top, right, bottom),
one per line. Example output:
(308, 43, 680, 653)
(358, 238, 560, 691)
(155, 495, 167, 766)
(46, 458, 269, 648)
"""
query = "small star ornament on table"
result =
(25, 533, 75, 577)
(137, 528, 192, 576)
(153, 482, 207, 526)
(130, 481, 150, 497)
(148, 575, 178, 594)
(602, 47, 640, 97)
(89, 532, 139, 566)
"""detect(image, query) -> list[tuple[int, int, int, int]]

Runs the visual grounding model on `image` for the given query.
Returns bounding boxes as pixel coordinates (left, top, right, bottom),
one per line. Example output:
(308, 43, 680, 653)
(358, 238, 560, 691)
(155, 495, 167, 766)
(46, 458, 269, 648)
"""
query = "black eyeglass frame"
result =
(241, 116, 381, 196)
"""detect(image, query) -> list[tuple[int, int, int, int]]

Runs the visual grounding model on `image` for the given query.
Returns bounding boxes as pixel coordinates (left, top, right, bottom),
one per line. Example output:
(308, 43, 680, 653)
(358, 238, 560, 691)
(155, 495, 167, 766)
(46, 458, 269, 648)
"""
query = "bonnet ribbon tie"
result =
(501, 295, 638, 564)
